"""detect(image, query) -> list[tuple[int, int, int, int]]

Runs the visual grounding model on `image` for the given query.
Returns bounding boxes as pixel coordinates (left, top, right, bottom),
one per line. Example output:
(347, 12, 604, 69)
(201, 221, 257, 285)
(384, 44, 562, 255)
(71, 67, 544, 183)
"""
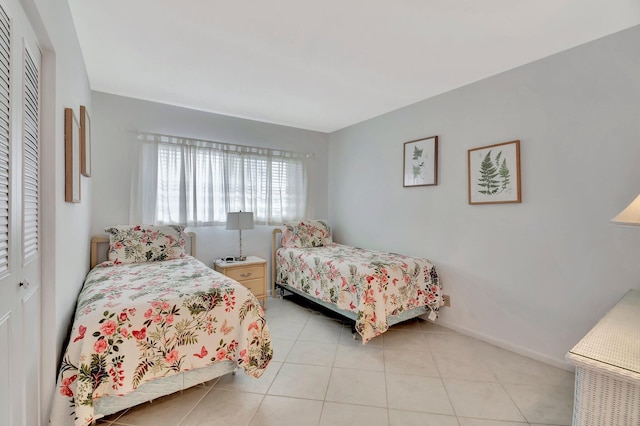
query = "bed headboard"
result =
(90, 232, 197, 269)
(272, 228, 283, 296)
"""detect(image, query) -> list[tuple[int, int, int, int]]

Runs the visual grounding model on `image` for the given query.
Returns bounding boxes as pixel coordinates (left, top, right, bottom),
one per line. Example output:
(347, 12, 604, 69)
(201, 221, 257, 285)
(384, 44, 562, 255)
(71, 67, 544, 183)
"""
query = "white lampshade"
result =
(611, 195, 640, 226)
(226, 211, 254, 230)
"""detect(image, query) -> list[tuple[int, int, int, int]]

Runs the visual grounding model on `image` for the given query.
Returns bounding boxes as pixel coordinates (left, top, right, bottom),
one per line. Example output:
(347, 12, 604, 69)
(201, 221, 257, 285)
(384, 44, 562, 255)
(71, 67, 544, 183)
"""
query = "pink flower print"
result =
(113, 241, 123, 250)
(215, 349, 227, 361)
(165, 314, 174, 325)
(94, 339, 108, 354)
(73, 325, 87, 343)
(161, 302, 170, 310)
(165, 349, 179, 364)
(120, 327, 129, 338)
(128, 308, 136, 316)
(153, 314, 162, 323)
(151, 301, 161, 308)
(101, 320, 117, 336)
(144, 308, 153, 318)
(223, 293, 236, 312)
(119, 312, 128, 322)
(248, 322, 258, 332)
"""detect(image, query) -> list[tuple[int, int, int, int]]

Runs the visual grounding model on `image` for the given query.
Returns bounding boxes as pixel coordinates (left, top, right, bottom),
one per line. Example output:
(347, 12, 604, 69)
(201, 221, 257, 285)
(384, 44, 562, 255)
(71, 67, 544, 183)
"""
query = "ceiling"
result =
(67, 1, 640, 133)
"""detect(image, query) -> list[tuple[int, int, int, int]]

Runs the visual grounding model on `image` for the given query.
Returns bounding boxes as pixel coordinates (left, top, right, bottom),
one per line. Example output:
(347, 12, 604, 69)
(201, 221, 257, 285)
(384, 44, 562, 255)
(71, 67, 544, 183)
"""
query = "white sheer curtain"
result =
(130, 135, 308, 226)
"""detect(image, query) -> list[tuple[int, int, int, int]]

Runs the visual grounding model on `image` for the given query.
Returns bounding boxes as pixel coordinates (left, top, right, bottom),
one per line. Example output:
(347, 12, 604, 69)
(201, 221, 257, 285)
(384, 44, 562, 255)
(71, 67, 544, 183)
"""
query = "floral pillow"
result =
(281, 220, 332, 248)
(105, 225, 187, 264)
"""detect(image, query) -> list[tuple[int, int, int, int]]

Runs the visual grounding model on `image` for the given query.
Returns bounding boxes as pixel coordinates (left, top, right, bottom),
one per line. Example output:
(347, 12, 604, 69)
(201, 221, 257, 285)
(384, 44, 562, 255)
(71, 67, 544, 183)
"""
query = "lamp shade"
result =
(611, 195, 640, 226)
(226, 211, 254, 230)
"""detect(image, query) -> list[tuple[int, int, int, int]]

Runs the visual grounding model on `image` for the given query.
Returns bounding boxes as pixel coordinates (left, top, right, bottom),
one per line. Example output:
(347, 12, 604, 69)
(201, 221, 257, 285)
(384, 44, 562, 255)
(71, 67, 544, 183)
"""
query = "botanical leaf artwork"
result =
(412, 145, 425, 179)
(477, 150, 511, 195)
(404, 137, 437, 187)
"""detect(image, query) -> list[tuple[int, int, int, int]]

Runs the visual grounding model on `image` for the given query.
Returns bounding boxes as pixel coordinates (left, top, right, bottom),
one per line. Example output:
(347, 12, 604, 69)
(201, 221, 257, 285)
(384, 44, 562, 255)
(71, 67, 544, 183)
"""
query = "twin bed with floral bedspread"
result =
(50, 225, 272, 426)
(273, 220, 443, 343)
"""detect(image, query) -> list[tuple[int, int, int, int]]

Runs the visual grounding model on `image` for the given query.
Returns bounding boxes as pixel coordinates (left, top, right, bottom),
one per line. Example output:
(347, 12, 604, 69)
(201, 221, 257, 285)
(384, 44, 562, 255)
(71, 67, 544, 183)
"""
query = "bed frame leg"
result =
(350, 322, 359, 340)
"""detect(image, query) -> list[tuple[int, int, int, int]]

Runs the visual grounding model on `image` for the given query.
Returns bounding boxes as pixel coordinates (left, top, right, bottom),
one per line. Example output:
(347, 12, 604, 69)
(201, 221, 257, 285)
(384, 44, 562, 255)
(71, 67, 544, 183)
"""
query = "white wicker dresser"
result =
(566, 289, 640, 426)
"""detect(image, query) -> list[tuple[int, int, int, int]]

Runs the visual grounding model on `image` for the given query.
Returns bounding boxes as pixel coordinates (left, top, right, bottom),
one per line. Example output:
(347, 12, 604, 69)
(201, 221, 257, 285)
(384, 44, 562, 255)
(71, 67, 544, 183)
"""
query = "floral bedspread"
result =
(51, 256, 272, 426)
(275, 243, 442, 343)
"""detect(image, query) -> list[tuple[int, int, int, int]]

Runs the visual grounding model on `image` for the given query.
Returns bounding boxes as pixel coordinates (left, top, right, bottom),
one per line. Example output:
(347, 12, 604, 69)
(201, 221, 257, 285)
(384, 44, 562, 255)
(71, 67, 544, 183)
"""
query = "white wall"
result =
(328, 25, 640, 368)
(90, 92, 329, 274)
(23, 0, 93, 422)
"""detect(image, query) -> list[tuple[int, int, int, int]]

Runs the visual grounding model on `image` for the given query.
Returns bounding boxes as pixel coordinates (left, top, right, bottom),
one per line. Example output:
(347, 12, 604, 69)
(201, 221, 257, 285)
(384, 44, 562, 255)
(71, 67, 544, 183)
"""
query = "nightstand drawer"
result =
(241, 278, 266, 296)
(225, 265, 265, 282)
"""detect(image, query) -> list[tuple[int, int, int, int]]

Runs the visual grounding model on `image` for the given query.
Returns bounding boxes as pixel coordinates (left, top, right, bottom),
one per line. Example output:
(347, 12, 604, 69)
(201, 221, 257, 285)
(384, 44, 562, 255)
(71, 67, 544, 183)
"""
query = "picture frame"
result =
(468, 140, 521, 205)
(403, 135, 438, 187)
(80, 105, 91, 177)
(65, 108, 81, 203)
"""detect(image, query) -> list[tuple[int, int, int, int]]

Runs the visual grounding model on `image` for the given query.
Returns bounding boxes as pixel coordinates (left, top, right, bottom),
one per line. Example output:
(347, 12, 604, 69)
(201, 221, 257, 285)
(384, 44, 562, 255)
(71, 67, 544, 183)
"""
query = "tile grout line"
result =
(176, 383, 216, 426)
(431, 348, 462, 426)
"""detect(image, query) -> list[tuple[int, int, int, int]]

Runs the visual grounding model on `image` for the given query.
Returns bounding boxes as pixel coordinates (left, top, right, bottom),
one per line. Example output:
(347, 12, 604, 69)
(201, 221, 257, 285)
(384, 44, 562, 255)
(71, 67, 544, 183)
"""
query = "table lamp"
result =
(611, 195, 640, 226)
(226, 211, 254, 261)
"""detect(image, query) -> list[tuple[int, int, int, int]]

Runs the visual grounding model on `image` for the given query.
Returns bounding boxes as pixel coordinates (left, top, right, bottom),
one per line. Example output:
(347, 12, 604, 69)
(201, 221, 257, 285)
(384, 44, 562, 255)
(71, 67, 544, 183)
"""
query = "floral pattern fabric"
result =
(276, 243, 442, 343)
(105, 225, 187, 264)
(281, 219, 333, 248)
(51, 256, 272, 426)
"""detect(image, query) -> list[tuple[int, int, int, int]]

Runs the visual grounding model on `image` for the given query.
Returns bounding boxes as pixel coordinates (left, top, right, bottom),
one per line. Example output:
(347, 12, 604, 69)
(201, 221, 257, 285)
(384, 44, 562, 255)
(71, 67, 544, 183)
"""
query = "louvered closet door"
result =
(0, 0, 41, 424)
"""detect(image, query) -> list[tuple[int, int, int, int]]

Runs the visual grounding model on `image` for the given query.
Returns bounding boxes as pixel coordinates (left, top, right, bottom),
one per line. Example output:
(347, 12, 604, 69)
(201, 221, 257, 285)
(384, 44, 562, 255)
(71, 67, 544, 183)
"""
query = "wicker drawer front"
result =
(226, 265, 264, 282)
(240, 278, 266, 297)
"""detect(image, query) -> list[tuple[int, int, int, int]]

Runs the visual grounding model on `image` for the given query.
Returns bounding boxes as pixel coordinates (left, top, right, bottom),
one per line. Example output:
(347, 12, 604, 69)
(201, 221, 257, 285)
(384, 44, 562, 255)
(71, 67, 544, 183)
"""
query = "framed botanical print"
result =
(80, 105, 91, 177)
(468, 140, 521, 204)
(65, 108, 81, 202)
(403, 136, 438, 187)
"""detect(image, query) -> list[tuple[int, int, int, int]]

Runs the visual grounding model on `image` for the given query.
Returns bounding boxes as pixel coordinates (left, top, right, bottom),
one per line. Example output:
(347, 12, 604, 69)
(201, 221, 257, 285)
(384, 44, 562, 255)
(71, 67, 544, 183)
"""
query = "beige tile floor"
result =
(97, 296, 575, 426)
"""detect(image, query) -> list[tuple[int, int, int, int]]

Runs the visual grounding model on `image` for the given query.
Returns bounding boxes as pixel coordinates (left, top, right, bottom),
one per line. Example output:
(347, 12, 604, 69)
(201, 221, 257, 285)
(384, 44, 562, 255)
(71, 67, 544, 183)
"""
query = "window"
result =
(130, 134, 308, 226)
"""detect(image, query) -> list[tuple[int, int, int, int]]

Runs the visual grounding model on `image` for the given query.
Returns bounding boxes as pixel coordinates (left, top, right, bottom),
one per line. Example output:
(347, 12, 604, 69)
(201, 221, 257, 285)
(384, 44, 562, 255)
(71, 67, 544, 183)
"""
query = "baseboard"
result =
(433, 318, 575, 372)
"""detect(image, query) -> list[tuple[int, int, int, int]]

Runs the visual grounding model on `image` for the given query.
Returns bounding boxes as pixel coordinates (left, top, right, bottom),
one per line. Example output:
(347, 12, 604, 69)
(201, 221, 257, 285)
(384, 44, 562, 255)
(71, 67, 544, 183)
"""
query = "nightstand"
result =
(214, 256, 267, 309)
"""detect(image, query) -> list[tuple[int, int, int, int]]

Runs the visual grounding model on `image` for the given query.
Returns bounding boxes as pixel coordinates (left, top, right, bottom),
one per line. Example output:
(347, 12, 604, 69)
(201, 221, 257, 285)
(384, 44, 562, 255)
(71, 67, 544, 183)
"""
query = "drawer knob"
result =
(240, 273, 252, 278)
